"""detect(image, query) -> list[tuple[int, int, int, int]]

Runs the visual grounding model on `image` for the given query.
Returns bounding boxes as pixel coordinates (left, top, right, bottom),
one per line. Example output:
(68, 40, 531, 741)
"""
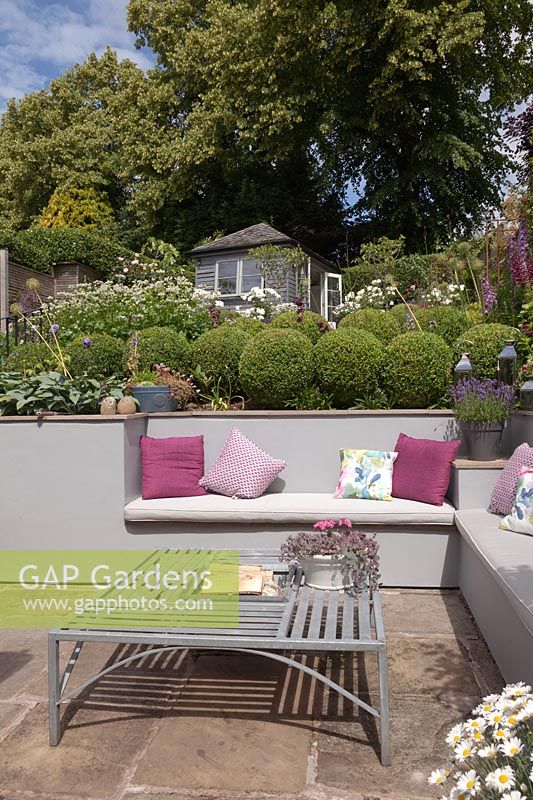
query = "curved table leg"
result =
(49, 639, 389, 764)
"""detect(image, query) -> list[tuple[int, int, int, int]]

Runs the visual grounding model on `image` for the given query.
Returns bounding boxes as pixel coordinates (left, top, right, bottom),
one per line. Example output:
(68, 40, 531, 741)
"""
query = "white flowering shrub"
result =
(43, 276, 215, 341)
(429, 683, 533, 799)
(420, 283, 466, 307)
(235, 287, 293, 321)
(333, 279, 397, 317)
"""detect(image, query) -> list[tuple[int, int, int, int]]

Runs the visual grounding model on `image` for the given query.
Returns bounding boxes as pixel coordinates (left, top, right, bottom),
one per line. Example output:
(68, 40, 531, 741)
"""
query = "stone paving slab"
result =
(0, 629, 49, 700)
(133, 653, 311, 795)
(380, 589, 478, 637)
(317, 696, 462, 799)
(0, 700, 157, 798)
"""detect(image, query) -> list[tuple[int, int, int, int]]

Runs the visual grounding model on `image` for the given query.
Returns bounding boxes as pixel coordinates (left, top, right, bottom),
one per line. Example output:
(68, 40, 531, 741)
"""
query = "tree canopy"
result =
(0, 1, 531, 257)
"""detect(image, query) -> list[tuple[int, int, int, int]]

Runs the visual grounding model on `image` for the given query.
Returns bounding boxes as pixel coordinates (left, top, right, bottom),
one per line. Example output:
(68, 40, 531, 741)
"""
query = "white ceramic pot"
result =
(301, 555, 353, 591)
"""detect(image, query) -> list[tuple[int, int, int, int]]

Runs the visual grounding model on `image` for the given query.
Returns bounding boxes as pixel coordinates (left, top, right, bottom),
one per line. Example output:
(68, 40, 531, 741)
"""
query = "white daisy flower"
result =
(454, 740, 474, 761)
(503, 683, 531, 698)
(446, 724, 465, 745)
(465, 718, 487, 733)
(493, 728, 508, 741)
(457, 770, 481, 795)
(500, 737, 523, 757)
(478, 744, 498, 758)
(501, 792, 527, 800)
(486, 767, 515, 793)
(428, 768, 448, 786)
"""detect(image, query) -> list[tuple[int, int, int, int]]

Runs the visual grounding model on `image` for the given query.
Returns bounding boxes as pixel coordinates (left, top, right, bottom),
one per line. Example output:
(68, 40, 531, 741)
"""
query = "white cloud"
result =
(0, 0, 153, 108)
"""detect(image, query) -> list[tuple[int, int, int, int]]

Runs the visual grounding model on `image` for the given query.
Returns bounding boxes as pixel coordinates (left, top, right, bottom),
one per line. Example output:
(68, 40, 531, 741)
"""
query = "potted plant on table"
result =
(280, 519, 380, 592)
(450, 377, 516, 461)
(128, 364, 197, 413)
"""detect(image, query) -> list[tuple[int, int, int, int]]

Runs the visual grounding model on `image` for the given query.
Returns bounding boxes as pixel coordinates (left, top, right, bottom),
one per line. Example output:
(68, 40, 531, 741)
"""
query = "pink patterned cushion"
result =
(199, 427, 286, 499)
(141, 435, 208, 500)
(392, 433, 461, 506)
(490, 442, 533, 515)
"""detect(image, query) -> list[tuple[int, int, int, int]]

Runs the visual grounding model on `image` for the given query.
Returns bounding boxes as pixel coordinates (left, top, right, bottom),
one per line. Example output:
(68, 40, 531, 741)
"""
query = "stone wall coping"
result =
(452, 458, 508, 469)
(0, 408, 530, 422)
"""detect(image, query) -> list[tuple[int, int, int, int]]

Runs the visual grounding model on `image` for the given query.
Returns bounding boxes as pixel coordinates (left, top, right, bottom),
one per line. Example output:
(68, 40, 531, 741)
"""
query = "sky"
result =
(0, 0, 153, 112)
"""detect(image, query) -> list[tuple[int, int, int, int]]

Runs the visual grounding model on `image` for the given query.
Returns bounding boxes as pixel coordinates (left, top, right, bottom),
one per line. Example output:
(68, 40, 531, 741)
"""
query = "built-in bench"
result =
(456, 508, 533, 683)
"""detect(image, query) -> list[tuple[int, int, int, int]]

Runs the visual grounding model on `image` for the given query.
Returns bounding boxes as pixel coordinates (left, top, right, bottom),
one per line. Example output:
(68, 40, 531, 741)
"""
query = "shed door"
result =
(324, 273, 342, 321)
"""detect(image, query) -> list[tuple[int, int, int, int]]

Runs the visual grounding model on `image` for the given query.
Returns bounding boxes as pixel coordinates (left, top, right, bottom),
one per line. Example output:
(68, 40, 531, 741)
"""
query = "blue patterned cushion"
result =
(500, 468, 533, 536)
(333, 449, 398, 501)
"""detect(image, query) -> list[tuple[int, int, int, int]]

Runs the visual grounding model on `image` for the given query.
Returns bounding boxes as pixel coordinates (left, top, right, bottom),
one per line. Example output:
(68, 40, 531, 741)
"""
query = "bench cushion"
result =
(124, 492, 456, 525)
(455, 508, 533, 637)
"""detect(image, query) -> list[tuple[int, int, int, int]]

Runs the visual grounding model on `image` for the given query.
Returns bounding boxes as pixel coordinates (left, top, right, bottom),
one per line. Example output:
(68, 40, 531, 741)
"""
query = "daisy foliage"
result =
(429, 684, 533, 799)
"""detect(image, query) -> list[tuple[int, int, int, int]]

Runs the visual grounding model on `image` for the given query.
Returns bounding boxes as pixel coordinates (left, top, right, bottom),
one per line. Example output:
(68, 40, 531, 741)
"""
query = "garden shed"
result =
(189, 223, 342, 322)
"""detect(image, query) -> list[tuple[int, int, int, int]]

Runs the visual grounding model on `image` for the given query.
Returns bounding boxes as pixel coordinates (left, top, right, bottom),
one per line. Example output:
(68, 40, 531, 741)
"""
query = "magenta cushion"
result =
(141, 435, 208, 500)
(490, 442, 533, 515)
(391, 433, 461, 506)
(199, 427, 286, 499)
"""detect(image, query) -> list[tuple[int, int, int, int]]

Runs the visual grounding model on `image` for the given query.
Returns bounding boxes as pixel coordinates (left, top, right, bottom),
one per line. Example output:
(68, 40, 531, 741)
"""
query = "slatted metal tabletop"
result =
(48, 549, 390, 764)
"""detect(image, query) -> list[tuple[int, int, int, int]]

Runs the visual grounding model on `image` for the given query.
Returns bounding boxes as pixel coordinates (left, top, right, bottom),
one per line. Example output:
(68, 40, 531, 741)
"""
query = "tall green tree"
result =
(0, 49, 146, 234)
(129, 0, 533, 250)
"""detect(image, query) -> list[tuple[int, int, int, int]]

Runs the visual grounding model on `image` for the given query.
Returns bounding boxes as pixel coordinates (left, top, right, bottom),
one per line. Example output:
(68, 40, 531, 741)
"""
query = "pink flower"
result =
(338, 518, 352, 528)
(313, 519, 335, 531)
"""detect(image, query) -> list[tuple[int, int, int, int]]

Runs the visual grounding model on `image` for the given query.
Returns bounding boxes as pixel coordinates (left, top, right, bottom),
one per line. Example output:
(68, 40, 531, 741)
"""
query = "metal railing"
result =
(0, 309, 47, 357)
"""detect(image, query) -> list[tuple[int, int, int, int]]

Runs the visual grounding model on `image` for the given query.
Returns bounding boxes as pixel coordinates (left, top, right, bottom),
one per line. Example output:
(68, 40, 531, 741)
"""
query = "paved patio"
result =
(0, 589, 502, 800)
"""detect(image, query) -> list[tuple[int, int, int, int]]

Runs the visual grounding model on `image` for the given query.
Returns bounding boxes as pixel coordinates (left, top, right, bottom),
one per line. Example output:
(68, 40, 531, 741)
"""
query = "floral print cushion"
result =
(500, 467, 533, 536)
(333, 449, 398, 501)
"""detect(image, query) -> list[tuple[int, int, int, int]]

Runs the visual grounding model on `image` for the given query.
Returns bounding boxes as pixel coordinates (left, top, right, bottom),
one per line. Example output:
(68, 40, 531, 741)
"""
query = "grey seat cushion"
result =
(455, 509, 533, 636)
(125, 492, 456, 525)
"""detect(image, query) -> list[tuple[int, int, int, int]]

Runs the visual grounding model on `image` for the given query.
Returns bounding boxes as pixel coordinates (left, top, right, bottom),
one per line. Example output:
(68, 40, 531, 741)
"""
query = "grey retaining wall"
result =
(0, 411, 531, 554)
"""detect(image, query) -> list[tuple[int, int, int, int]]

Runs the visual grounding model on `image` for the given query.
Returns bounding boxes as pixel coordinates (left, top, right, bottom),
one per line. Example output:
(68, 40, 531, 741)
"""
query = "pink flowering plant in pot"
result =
(280, 519, 380, 592)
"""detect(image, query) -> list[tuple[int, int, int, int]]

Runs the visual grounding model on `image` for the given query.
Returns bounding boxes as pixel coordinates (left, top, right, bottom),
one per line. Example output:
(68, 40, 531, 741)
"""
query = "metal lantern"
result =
(454, 353, 473, 384)
(498, 340, 517, 385)
(520, 380, 533, 410)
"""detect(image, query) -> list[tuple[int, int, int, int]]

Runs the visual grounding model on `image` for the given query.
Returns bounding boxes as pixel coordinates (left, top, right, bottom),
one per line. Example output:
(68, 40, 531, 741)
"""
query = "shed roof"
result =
(188, 223, 340, 273)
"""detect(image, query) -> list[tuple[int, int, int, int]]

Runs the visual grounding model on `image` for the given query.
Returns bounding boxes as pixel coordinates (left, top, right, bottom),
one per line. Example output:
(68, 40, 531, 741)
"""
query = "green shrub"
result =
(388, 304, 413, 330)
(270, 310, 329, 344)
(416, 306, 470, 345)
(313, 328, 384, 408)
(339, 308, 401, 344)
(192, 326, 250, 393)
(342, 263, 378, 295)
(455, 323, 526, 379)
(67, 333, 126, 377)
(0, 227, 131, 275)
(5, 341, 60, 375)
(223, 316, 265, 336)
(239, 329, 314, 408)
(134, 327, 191, 374)
(383, 332, 452, 408)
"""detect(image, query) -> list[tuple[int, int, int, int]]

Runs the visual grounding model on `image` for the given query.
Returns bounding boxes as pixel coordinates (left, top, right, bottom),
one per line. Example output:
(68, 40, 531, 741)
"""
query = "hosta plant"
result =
(428, 683, 533, 799)
(0, 372, 124, 416)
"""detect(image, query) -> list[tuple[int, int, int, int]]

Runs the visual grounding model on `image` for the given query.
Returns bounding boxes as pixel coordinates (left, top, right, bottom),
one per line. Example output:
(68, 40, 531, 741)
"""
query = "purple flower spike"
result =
(481, 275, 497, 315)
(83, 337, 92, 347)
(50, 323, 59, 334)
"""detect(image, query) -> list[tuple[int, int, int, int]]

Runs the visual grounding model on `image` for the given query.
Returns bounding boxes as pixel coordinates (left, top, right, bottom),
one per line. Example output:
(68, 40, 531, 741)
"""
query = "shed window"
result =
(241, 259, 262, 293)
(215, 258, 264, 295)
(217, 260, 238, 295)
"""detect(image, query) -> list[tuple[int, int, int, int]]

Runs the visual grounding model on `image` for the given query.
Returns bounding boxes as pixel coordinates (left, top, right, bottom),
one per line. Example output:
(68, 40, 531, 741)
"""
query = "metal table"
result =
(48, 549, 390, 764)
